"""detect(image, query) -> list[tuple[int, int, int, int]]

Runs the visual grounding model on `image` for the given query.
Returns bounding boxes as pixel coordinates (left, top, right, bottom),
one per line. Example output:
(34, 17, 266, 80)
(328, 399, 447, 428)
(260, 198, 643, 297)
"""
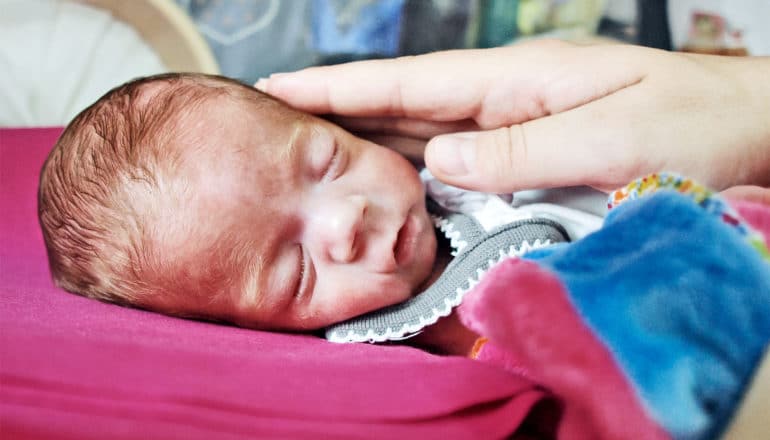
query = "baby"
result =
(40, 72, 600, 355)
(38, 73, 447, 332)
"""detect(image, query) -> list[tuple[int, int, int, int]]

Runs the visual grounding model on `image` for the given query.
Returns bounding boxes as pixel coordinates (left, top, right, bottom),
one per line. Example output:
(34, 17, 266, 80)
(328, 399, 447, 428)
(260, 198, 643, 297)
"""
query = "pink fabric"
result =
(458, 259, 667, 440)
(732, 199, 770, 247)
(0, 128, 548, 439)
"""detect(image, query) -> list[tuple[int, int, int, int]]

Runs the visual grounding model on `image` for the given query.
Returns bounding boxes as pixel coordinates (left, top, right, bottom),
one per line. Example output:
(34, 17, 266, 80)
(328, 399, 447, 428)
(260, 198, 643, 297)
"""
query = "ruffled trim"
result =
(609, 172, 770, 261)
(325, 213, 556, 343)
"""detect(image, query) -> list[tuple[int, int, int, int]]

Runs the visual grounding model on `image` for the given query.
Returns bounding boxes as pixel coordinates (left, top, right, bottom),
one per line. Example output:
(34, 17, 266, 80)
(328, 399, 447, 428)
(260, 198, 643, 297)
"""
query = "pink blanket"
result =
(1, 128, 550, 439)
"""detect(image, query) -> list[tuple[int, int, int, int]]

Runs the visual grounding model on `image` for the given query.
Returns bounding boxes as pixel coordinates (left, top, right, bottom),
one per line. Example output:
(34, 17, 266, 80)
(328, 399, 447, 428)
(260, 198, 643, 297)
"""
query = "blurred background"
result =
(2, 0, 768, 127)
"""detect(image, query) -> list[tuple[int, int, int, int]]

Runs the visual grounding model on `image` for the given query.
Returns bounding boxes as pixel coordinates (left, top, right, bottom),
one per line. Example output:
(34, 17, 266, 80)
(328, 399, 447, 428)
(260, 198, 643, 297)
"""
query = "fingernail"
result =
(267, 72, 290, 83)
(427, 133, 476, 176)
(264, 72, 300, 92)
(254, 78, 268, 92)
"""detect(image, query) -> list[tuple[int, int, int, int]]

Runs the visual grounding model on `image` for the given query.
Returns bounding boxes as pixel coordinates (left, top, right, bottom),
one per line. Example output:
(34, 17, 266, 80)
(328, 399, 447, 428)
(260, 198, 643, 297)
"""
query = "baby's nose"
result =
(315, 194, 367, 263)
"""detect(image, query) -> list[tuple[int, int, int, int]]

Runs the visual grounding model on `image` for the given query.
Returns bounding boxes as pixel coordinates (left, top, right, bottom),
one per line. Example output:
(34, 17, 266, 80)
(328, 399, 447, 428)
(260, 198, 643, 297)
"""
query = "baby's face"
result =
(169, 95, 436, 330)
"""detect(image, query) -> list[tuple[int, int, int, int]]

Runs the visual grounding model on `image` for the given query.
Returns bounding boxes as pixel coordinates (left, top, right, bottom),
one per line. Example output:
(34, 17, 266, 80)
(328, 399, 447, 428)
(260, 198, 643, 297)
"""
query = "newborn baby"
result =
(38, 73, 597, 354)
(39, 73, 442, 330)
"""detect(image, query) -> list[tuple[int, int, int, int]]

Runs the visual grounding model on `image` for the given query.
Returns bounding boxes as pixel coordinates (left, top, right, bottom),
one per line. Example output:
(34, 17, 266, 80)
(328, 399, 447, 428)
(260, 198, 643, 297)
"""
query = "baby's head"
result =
(38, 73, 436, 330)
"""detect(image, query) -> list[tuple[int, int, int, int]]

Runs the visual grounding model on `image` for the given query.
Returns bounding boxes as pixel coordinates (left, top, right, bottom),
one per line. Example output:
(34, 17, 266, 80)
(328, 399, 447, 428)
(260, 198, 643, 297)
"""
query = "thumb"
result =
(424, 120, 616, 192)
(424, 126, 543, 193)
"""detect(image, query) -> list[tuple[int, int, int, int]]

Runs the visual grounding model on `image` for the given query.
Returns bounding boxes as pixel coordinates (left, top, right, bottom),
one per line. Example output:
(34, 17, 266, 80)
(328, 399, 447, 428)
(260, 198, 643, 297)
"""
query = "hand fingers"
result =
(722, 185, 770, 206)
(424, 86, 647, 193)
(258, 50, 495, 119)
(328, 116, 480, 139)
(258, 41, 646, 127)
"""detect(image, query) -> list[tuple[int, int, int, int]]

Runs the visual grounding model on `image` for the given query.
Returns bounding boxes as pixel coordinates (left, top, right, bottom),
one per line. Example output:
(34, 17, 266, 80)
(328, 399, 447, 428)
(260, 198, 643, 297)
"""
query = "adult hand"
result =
(722, 185, 770, 206)
(257, 40, 770, 192)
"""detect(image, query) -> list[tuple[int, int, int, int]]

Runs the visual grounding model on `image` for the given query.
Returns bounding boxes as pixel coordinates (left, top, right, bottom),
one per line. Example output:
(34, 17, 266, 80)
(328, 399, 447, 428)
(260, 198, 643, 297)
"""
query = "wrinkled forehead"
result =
(184, 91, 303, 158)
(173, 93, 306, 211)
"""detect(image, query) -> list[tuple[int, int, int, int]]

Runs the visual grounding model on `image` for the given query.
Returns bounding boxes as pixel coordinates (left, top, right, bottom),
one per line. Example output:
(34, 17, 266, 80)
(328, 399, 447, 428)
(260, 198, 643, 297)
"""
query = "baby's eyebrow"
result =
(239, 254, 266, 309)
(279, 121, 305, 162)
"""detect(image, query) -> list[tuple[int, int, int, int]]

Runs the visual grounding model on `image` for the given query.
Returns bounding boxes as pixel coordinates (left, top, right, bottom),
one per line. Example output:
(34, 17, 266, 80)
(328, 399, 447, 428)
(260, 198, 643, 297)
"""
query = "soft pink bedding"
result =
(0, 128, 551, 439)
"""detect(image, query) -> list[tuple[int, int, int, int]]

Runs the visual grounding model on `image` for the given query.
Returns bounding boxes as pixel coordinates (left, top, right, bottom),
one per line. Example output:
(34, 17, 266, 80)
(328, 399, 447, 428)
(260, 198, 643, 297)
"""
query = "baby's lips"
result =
(362, 229, 398, 274)
(378, 242, 399, 274)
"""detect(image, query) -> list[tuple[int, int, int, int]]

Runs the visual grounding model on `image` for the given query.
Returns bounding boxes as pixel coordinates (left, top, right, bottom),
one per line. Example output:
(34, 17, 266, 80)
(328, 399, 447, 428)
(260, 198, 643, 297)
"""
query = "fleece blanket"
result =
(459, 174, 770, 440)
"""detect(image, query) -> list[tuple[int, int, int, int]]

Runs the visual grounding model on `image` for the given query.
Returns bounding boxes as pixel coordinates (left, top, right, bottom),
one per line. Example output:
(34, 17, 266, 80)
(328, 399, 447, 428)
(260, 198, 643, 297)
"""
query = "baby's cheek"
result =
(316, 276, 411, 322)
(368, 276, 413, 304)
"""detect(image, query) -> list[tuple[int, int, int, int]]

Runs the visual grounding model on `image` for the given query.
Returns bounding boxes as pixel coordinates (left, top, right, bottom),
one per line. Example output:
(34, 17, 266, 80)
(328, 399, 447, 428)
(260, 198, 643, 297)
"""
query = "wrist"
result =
(649, 51, 770, 189)
(721, 55, 770, 186)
